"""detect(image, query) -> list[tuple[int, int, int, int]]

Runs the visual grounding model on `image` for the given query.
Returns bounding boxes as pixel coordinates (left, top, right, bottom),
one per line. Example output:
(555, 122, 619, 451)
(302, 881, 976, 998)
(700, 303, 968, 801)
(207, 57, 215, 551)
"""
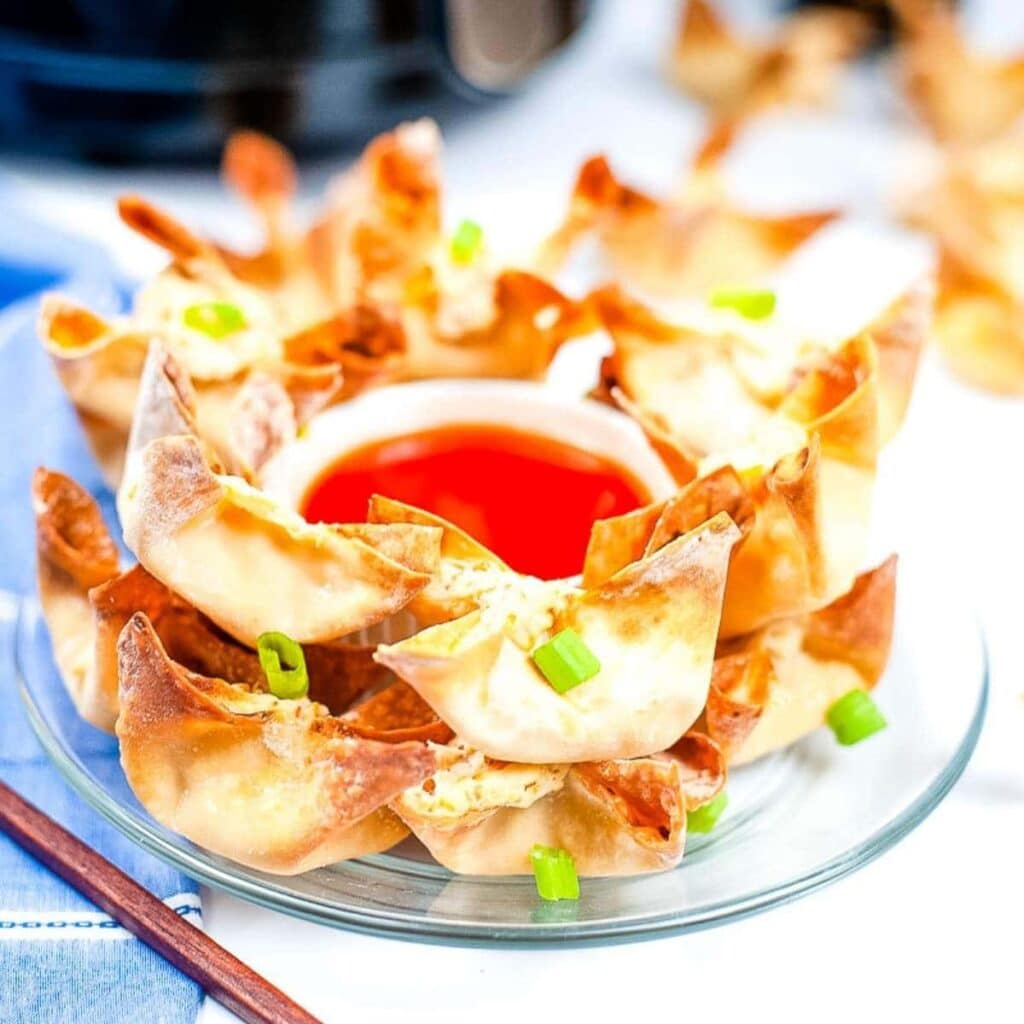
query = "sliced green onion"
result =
(687, 790, 728, 834)
(826, 688, 887, 746)
(183, 301, 247, 339)
(531, 628, 600, 694)
(450, 219, 483, 264)
(257, 631, 309, 700)
(709, 287, 776, 320)
(530, 844, 580, 901)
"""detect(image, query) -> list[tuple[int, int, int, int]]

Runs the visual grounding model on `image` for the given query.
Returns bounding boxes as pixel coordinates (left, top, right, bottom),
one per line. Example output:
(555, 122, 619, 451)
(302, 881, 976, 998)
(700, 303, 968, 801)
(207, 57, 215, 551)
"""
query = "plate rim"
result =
(12, 595, 989, 947)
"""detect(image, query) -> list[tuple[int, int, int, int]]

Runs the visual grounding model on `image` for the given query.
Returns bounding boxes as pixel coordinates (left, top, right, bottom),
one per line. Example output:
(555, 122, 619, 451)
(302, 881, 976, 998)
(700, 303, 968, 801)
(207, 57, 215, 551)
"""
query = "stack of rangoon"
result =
(33, 120, 929, 878)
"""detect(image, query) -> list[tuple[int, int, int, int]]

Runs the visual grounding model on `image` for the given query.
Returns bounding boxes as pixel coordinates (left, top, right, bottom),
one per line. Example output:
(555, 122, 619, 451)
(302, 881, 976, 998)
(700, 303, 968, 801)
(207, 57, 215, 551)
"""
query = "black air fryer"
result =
(0, 0, 588, 161)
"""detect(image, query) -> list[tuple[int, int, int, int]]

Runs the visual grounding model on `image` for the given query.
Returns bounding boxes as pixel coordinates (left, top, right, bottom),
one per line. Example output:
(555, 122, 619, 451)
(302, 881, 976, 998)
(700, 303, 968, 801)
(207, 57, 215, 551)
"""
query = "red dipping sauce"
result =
(303, 423, 651, 579)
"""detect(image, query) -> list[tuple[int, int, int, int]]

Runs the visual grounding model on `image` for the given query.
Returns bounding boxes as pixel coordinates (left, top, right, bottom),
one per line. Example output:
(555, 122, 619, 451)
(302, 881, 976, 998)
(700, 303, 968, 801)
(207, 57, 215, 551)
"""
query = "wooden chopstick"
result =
(0, 780, 321, 1024)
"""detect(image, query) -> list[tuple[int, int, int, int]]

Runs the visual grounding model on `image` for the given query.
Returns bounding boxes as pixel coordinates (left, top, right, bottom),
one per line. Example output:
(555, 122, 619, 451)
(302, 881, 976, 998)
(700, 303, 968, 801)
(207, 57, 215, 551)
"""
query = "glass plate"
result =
(10, 544, 987, 945)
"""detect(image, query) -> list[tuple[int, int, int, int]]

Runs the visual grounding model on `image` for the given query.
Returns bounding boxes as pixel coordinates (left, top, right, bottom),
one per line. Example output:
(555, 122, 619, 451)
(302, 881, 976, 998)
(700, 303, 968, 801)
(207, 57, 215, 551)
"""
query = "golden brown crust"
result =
(120, 433, 433, 646)
(368, 495, 505, 567)
(341, 682, 454, 745)
(118, 195, 211, 265)
(858, 282, 931, 442)
(586, 287, 894, 634)
(780, 338, 880, 468)
(583, 448, 836, 638)
(669, 0, 868, 117)
(32, 468, 121, 730)
(222, 130, 297, 212)
(393, 753, 687, 876)
(703, 649, 775, 760)
(574, 758, 686, 842)
(44, 121, 591, 478)
(900, 134, 1024, 393)
(893, 0, 1024, 144)
(32, 468, 118, 590)
(801, 554, 897, 685)
(377, 512, 740, 763)
(124, 342, 202, 467)
(708, 557, 897, 765)
(116, 613, 435, 874)
(539, 142, 838, 297)
(37, 296, 150, 486)
(89, 563, 386, 718)
(658, 730, 727, 811)
(282, 306, 407, 396)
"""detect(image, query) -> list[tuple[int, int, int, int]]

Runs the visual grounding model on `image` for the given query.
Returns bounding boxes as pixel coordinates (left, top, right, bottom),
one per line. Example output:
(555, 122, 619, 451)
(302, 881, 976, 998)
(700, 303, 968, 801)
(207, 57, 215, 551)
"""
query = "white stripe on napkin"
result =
(0, 892, 201, 941)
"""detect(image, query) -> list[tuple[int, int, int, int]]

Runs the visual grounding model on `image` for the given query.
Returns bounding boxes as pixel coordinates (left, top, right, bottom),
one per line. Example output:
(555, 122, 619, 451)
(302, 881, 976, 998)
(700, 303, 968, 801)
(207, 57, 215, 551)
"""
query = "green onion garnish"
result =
(687, 790, 728, 834)
(450, 219, 483, 264)
(826, 689, 887, 746)
(709, 287, 776, 320)
(530, 845, 580, 901)
(256, 631, 309, 700)
(531, 628, 600, 694)
(183, 301, 247, 339)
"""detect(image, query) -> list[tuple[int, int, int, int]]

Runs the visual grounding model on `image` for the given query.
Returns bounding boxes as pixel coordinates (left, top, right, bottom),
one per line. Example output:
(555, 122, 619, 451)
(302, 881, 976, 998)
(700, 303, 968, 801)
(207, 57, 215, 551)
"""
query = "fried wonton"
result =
(374, 509, 740, 764)
(32, 468, 121, 729)
(342, 672, 701, 877)
(584, 449, 852, 639)
(277, 120, 591, 382)
(591, 281, 927, 452)
(537, 128, 838, 298)
(33, 466, 393, 731)
(119, 431, 438, 646)
(117, 614, 436, 873)
(892, 0, 1024, 145)
(393, 748, 701, 876)
(902, 131, 1024, 392)
(670, 0, 869, 116)
(299, 118, 443, 307)
(38, 295, 341, 485)
(116, 124, 589, 397)
(584, 287, 904, 633)
(706, 556, 896, 765)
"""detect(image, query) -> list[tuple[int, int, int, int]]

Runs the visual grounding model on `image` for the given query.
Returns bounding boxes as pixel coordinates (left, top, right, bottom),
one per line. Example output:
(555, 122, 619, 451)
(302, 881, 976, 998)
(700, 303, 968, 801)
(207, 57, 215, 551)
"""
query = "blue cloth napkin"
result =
(0, 193, 204, 1023)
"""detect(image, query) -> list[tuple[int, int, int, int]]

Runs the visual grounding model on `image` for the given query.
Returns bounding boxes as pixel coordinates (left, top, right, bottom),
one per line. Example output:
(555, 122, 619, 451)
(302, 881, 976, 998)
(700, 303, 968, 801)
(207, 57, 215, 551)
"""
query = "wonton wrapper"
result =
(119, 124, 588, 402)
(338, 668, 708, 876)
(670, 0, 868, 117)
(301, 118, 443, 307)
(707, 556, 896, 765)
(375, 512, 740, 764)
(341, 681, 454, 746)
(32, 468, 121, 729)
(94, 566, 390, 718)
(393, 751, 696, 876)
(582, 450, 861, 639)
(929, 269, 1024, 393)
(117, 614, 436, 873)
(119, 432, 437, 646)
(586, 288, 904, 633)
(902, 132, 1024, 392)
(892, 0, 1024, 145)
(537, 129, 838, 298)
(367, 494, 508, 626)
(38, 294, 340, 485)
(591, 281, 926, 452)
(223, 122, 590, 380)
(33, 466, 393, 731)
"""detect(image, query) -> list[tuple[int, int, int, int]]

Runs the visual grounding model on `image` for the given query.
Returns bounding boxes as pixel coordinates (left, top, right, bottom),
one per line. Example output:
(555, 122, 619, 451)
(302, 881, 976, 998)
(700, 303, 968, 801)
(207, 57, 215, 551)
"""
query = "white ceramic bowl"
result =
(260, 378, 677, 511)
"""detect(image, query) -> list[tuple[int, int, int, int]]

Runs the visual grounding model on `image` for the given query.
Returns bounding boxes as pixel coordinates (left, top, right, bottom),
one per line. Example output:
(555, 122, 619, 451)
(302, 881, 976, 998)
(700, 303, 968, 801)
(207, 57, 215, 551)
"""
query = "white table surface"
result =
(5, 1, 1021, 1020)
